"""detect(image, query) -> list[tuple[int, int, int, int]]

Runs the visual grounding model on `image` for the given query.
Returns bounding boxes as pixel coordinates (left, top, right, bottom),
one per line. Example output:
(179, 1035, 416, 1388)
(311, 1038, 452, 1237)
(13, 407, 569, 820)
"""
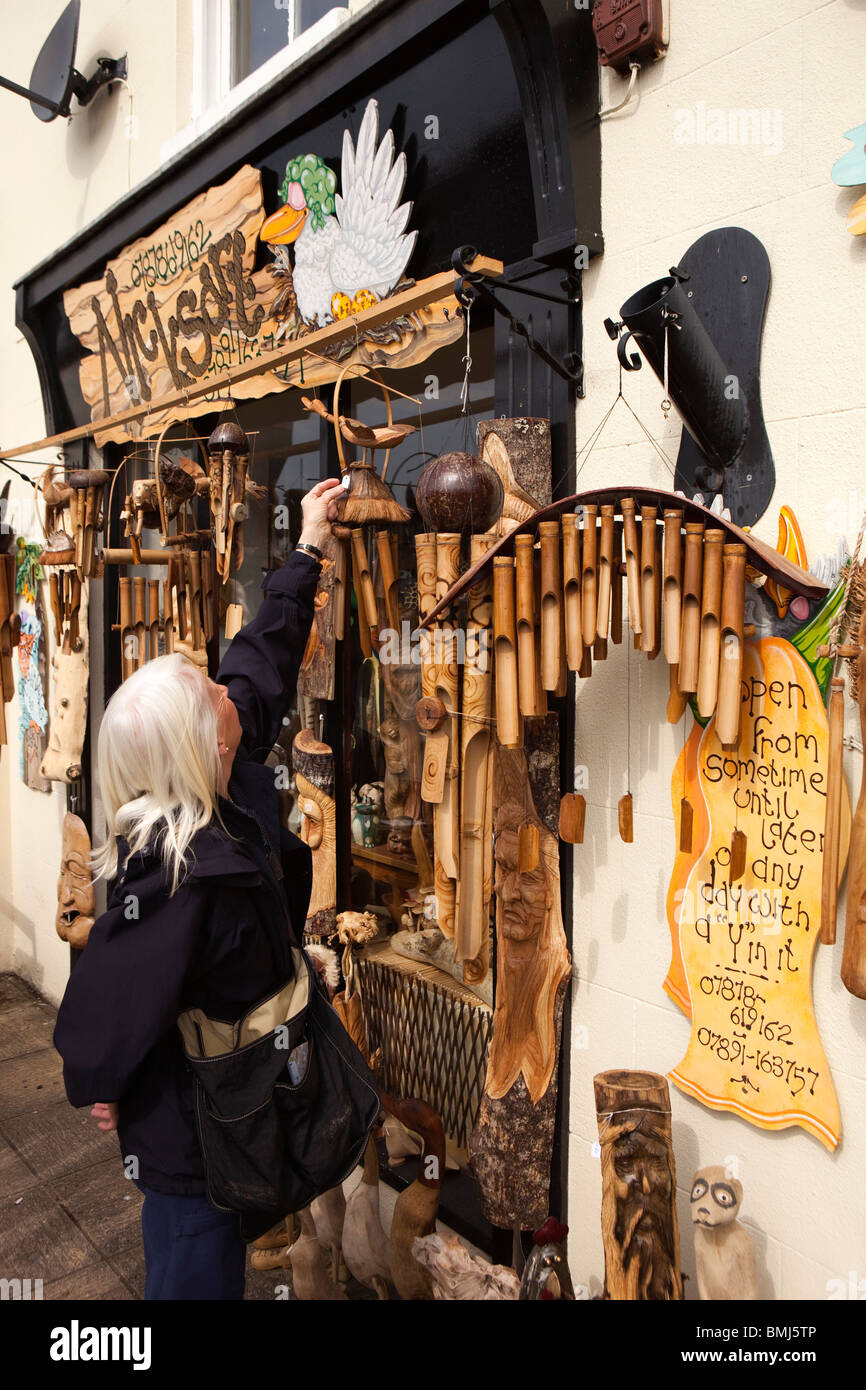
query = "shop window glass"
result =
(233, 0, 340, 84)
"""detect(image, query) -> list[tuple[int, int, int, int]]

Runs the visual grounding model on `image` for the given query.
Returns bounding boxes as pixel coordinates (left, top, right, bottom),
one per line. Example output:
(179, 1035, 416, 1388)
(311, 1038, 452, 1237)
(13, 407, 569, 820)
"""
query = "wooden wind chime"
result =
(420, 488, 825, 882)
(303, 367, 415, 658)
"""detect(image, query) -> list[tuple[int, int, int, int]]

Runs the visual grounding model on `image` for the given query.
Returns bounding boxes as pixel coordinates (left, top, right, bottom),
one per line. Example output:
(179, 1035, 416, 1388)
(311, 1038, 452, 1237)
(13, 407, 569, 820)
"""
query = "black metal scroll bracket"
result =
(452, 245, 585, 392)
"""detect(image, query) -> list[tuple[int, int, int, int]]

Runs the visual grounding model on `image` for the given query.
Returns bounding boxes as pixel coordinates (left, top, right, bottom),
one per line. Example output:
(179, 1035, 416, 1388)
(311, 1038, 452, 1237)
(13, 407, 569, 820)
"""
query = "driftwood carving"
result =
(293, 729, 336, 940)
(594, 1069, 683, 1301)
(477, 418, 550, 537)
(56, 812, 95, 949)
(41, 581, 89, 784)
(469, 736, 571, 1229)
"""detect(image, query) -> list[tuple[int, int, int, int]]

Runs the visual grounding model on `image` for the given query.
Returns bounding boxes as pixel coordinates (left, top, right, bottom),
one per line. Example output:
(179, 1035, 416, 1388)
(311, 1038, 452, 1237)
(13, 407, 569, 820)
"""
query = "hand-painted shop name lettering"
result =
(89, 227, 266, 412)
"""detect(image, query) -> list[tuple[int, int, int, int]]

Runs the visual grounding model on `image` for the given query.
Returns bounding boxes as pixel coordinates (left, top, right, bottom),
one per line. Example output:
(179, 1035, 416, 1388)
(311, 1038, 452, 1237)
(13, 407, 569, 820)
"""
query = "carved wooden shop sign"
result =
(665, 637, 849, 1149)
(64, 101, 461, 444)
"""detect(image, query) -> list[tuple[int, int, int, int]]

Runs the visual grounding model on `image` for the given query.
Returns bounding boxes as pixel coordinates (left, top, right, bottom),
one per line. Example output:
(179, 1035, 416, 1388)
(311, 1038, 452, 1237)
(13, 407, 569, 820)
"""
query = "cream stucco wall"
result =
(0, 2, 198, 1003)
(569, 0, 866, 1300)
(0, 0, 372, 1001)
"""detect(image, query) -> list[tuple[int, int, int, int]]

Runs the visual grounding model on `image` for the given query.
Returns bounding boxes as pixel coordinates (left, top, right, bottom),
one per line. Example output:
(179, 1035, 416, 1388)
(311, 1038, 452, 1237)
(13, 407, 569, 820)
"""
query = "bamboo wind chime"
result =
(421, 494, 777, 857)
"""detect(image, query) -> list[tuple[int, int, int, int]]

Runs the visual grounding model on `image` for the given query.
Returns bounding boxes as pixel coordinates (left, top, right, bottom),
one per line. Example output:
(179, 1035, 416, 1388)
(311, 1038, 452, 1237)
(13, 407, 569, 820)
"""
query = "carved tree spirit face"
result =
(493, 827, 549, 952)
(612, 1128, 674, 1238)
(56, 814, 94, 948)
(298, 793, 324, 850)
(690, 1167, 742, 1228)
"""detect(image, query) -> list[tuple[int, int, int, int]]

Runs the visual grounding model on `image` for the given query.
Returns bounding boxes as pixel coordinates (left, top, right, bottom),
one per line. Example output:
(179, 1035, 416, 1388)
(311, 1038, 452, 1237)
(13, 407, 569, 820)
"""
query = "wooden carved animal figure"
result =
(385, 1095, 446, 1300)
(411, 1233, 520, 1301)
(249, 1214, 299, 1271)
(287, 1208, 347, 1300)
(690, 1166, 758, 1301)
(310, 1185, 348, 1287)
(342, 1137, 392, 1299)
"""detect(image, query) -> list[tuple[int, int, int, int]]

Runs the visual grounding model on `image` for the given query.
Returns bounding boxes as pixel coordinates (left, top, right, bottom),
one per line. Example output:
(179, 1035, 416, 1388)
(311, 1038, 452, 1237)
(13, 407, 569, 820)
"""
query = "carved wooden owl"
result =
(690, 1165, 742, 1228)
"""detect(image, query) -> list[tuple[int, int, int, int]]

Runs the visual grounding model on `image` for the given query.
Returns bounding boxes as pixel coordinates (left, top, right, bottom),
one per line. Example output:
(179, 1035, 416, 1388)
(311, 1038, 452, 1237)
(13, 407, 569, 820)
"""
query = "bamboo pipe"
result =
(678, 522, 705, 695)
(350, 528, 378, 652)
(596, 505, 615, 644)
(133, 577, 146, 669)
(162, 578, 173, 653)
(562, 513, 583, 671)
(621, 497, 642, 635)
(102, 548, 171, 565)
(414, 533, 438, 698)
(435, 532, 462, 778)
(187, 550, 203, 653)
(119, 577, 134, 681)
(640, 506, 658, 653)
(48, 573, 62, 646)
(493, 557, 520, 747)
(697, 530, 725, 719)
(376, 530, 400, 633)
(148, 580, 160, 660)
(663, 509, 683, 665)
(538, 520, 562, 692)
(716, 543, 747, 745)
(820, 676, 845, 945)
(67, 575, 81, 651)
(333, 536, 347, 642)
(648, 526, 663, 661)
(515, 535, 539, 716)
(457, 533, 496, 965)
(201, 549, 215, 644)
(667, 662, 688, 723)
(611, 519, 623, 645)
(581, 505, 598, 648)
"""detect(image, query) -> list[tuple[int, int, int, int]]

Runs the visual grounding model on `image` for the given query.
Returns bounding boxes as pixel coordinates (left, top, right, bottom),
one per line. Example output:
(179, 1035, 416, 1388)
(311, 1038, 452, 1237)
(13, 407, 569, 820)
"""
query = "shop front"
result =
(7, 0, 601, 1258)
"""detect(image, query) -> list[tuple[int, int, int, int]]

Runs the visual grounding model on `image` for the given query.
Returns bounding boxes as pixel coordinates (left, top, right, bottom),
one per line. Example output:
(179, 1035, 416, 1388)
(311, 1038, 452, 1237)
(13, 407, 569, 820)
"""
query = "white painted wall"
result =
(569, 0, 866, 1301)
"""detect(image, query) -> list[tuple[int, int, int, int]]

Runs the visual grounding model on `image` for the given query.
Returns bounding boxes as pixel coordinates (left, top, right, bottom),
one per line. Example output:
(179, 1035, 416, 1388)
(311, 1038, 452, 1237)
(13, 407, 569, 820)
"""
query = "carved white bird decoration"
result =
(261, 99, 417, 327)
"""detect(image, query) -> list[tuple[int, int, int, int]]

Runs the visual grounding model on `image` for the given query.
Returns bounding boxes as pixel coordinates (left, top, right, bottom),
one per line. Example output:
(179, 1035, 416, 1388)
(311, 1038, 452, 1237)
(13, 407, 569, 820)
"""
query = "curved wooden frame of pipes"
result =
(419, 485, 826, 630)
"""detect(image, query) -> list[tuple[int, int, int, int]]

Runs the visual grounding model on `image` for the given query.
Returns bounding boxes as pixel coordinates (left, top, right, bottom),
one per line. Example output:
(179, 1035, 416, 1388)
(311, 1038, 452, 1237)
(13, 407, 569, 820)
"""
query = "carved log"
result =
(41, 581, 90, 783)
(594, 1069, 683, 1300)
(293, 729, 336, 940)
(299, 531, 339, 702)
(469, 736, 571, 1228)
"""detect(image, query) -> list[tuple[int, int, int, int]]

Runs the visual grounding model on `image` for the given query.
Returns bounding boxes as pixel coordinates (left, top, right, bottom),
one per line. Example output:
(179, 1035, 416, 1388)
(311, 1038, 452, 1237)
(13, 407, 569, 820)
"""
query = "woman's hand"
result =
(91, 1102, 119, 1132)
(299, 478, 345, 552)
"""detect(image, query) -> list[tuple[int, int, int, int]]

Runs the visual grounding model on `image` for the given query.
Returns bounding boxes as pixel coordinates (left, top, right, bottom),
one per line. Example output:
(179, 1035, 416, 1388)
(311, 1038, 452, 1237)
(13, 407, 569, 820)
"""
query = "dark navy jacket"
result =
(53, 549, 321, 1195)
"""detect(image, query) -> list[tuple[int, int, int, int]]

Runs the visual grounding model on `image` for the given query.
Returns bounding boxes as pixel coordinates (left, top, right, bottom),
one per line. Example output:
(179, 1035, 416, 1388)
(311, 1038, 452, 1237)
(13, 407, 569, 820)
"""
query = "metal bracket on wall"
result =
(605, 227, 776, 528)
(452, 245, 585, 394)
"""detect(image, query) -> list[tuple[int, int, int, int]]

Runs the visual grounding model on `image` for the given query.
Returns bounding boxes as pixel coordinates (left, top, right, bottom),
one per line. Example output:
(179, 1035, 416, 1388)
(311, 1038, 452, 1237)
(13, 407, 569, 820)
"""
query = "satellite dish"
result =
(0, 0, 127, 123)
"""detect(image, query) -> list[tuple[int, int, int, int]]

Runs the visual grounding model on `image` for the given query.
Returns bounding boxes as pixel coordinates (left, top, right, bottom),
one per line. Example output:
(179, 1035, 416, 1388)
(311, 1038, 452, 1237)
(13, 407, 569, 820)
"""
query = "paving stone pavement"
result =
(0, 973, 377, 1302)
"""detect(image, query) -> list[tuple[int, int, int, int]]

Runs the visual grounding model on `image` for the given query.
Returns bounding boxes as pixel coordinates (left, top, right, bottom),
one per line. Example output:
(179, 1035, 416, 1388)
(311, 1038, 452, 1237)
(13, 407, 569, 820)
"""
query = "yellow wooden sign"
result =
(665, 637, 848, 1150)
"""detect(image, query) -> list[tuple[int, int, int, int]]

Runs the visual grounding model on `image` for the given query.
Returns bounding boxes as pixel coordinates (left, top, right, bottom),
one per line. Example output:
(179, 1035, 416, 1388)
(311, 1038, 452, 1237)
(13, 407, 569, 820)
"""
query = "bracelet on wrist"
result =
(296, 540, 323, 560)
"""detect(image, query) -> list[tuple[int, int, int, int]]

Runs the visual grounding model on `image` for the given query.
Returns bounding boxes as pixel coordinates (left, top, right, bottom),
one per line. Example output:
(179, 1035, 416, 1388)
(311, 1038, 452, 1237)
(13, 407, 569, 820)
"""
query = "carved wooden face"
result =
(609, 1121, 677, 1259)
(297, 786, 325, 850)
(493, 826, 551, 952)
(690, 1166, 742, 1227)
(56, 813, 94, 948)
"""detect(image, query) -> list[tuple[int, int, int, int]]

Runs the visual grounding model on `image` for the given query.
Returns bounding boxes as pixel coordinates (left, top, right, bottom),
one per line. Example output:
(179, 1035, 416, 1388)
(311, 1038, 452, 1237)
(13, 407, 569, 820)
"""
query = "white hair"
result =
(92, 653, 227, 895)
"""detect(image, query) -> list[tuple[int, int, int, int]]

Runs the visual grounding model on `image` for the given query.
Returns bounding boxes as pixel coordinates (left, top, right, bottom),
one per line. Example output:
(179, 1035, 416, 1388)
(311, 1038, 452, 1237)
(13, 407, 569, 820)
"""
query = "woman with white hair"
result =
(54, 477, 344, 1300)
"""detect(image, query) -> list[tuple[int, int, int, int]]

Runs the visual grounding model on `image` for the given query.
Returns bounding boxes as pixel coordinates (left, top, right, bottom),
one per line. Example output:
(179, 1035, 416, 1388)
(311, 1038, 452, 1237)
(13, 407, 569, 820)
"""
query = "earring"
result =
(219, 742, 229, 754)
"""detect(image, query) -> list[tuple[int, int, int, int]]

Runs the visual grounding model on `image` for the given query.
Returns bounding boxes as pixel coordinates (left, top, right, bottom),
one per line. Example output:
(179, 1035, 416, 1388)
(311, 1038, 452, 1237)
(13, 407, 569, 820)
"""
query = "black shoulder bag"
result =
(178, 947, 380, 1241)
